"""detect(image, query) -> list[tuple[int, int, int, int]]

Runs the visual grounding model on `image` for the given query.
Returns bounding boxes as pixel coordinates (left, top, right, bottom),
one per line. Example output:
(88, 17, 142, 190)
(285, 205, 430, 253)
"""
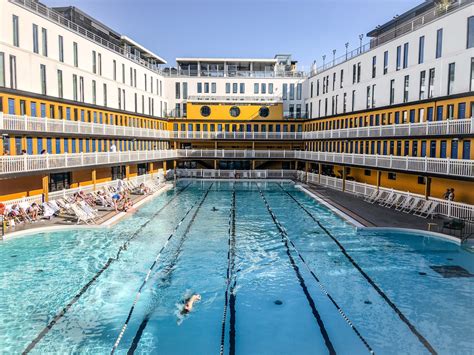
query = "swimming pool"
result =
(0, 181, 473, 354)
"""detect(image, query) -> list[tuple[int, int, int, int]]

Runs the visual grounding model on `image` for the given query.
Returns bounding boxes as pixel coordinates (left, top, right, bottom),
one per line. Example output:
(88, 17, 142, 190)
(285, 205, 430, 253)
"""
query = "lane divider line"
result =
(22, 183, 192, 355)
(277, 184, 437, 355)
(255, 183, 336, 355)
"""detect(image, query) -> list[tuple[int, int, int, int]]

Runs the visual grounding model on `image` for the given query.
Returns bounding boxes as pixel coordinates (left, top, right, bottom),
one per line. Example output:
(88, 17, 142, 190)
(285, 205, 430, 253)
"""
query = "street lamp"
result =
(345, 42, 349, 60)
(359, 34, 364, 53)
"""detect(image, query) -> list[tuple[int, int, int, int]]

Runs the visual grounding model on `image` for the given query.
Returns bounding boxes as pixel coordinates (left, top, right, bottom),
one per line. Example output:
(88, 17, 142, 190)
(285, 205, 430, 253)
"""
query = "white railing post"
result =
(24, 154, 27, 172)
(24, 115, 28, 131)
(471, 116, 474, 134)
(62, 119, 65, 133)
(81, 152, 84, 166)
(0, 111, 3, 130)
(446, 157, 450, 175)
(64, 152, 68, 167)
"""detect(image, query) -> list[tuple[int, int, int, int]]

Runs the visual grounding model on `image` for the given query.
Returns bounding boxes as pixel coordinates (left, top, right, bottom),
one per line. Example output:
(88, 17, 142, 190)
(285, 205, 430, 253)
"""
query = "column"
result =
(149, 162, 154, 177)
(163, 160, 167, 172)
(42, 174, 49, 202)
(376, 170, 381, 190)
(342, 167, 347, 192)
(125, 165, 130, 180)
(92, 169, 97, 191)
(424, 177, 431, 199)
(318, 163, 322, 184)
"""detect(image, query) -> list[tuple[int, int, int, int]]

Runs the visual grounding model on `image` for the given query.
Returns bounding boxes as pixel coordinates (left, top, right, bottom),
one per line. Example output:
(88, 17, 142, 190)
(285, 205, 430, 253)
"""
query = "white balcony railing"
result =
(176, 169, 297, 180)
(0, 150, 177, 176)
(170, 131, 305, 140)
(0, 149, 472, 178)
(186, 95, 283, 103)
(0, 113, 170, 139)
(298, 171, 474, 221)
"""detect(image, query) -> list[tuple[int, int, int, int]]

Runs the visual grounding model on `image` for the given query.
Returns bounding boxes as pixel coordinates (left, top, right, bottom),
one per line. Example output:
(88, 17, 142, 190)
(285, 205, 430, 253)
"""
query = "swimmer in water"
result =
(211, 207, 218, 211)
(181, 294, 201, 315)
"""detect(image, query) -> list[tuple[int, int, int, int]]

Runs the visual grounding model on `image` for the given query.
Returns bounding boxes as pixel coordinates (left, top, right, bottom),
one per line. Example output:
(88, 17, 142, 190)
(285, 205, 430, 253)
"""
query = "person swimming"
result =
(180, 294, 201, 315)
(211, 207, 218, 211)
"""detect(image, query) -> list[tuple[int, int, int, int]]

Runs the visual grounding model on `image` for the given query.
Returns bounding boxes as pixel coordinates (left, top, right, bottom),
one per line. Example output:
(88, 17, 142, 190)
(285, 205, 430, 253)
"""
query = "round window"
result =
(259, 106, 270, 118)
(200, 105, 211, 117)
(229, 106, 240, 117)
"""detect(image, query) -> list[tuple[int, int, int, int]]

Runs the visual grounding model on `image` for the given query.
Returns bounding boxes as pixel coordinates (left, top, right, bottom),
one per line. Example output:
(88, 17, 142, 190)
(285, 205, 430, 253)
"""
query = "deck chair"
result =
(385, 193, 404, 208)
(379, 191, 395, 206)
(403, 197, 422, 213)
(417, 201, 439, 219)
(395, 196, 413, 211)
(364, 190, 378, 202)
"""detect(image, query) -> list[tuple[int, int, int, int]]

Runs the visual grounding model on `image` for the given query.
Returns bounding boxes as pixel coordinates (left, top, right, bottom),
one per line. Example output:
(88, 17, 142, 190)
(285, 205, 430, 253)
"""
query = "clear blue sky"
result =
(46, 0, 422, 71)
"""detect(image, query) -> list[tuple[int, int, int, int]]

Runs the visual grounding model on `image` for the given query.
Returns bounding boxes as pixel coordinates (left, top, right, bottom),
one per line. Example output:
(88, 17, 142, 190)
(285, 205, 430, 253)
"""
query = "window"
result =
(92, 51, 97, 74)
(254, 83, 259, 94)
(199, 82, 204, 93)
(200, 105, 211, 117)
(234, 83, 238, 94)
(92, 80, 96, 104)
(73, 42, 78, 67)
(471, 58, 474, 91)
(383, 51, 388, 74)
(403, 75, 409, 103)
(366, 86, 371, 109)
(332, 73, 336, 91)
(396, 45, 401, 70)
(57, 70, 63, 98)
(58, 35, 64, 62)
(103, 83, 107, 107)
(212, 82, 217, 93)
(418, 36, 425, 64)
(39, 64, 47, 95)
(0, 52, 5, 87)
(403, 42, 409, 69)
(72, 74, 78, 101)
(364, 170, 371, 176)
(352, 64, 356, 84)
(428, 68, 435, 98)
(357, 62, 361, 83)
(436, 28, 443, 58)
(9, 55, 17, 89)
(297, 83, 302, 100)
(41, 28, 48, 56)
(351, 90, 355, 111)
(289, 84, 295, 100)
(372, 56, 376, 78)
(388, 172, 396, 180)
(230, 106, 240, 117)
(447, 63, 455, 95)
(113, 60, 117, 80)
(98, 53, 102, 75)
(259, 107, 269, 118)
(204, 82, 209, 93)
(32, 24, 39, 53)
(468, 17, 474, 48)
(282, 83, 287, 100)
(175, 82, 180, 99)
(240, 83, 245, 94)
(390, 79, 395, 105)
(417, 176, 426, 185)
(340, 70, 344, 88)
(419, 71, 426, 100)
(122, 64, 126, 84)
(12, 15, 19, 47)
(183, 82, 188, 99)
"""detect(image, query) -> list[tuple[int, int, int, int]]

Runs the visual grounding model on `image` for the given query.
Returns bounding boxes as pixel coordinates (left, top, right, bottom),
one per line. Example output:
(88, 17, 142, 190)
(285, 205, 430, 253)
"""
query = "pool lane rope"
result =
(111, 183, 214, 354)
(278, 184, 437, 355)
(127, 183, 214, 354)
(22, 183, 192, 355)
(219, 187, 237, 355)
(255, 184, 337, 355)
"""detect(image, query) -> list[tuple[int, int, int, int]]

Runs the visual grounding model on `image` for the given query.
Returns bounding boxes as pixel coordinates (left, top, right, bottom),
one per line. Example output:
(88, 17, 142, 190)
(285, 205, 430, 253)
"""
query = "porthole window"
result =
(229, 106, 240, 117)
(259, 106, 270, 118)
(200, 105, 211, 117)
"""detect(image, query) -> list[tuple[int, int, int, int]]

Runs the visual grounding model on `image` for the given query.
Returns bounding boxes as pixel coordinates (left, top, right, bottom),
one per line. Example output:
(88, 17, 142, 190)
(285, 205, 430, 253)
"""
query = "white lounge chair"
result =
(364, 190, 378, 202)
(416, 201, 439, 219)
(395, 196, 413, 211)
(403, 197, 423, 213)
(379, 191, 396, 206)
(385, 193, 404, 208)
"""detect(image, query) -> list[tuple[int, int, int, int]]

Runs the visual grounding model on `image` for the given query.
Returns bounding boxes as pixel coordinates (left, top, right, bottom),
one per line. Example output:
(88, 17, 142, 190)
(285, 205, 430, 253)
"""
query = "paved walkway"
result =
(303, 183, 464, 238)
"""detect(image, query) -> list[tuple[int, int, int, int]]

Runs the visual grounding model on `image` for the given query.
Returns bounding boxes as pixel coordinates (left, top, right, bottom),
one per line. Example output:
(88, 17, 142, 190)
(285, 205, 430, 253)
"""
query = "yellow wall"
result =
(187, 103, 283, 120)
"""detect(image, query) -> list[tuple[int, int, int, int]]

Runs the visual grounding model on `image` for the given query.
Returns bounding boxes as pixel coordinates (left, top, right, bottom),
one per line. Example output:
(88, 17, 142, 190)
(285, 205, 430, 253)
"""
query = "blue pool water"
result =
(0, 181, 473, 354)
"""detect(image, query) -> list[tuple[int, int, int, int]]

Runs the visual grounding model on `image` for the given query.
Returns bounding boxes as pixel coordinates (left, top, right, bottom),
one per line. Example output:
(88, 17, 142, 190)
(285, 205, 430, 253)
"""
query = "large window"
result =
(9, 55, 17, 89)
(92, 51, 97, 74)
(40, 64, 46, 95)
(289, 84, 295, 100)
(471, 58, 474, 91)
(240, 83, 245, 94)
(390, 79, 395, 105)
(41, 28, 48, 57)
(403, 75, 409, 103)
(183, 82, 188, 99)
(12, 15, 19, 47)
(468, 16, 474, 48)
(296, 83, 302, 100)
(58, 35, 64, 62)
(396, 45, 401, 70)
(72, 74, 78, 101)
(175, 82, 180, 99)
(436, 28, 443, 58)
(282, 83, 287, 99)
(254, 83, 259, 94)
(32, 24, 39, 53)
(372, 56, 376, 78)
(0, 52, 5, 87)
(73, 42, 78, 67)
(418, 36, 425, 64)
(428, 68, 435, 98)
(447, 63, 455, 95)
(419, 70, 426, 100)
(383, 51, 388, 74)
(403, 42, 409, 69)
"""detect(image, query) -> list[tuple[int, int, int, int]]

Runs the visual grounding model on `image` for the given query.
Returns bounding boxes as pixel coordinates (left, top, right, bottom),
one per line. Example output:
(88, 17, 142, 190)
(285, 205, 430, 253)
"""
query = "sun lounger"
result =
(378, 191, 395, 206)
(403, 197, 422, 213)
(415, 201, 439, 219)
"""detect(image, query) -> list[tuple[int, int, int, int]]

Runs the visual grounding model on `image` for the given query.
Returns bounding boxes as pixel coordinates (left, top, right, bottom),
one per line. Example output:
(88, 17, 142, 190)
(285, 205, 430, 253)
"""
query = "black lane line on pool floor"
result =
(256, 185, 336, 355)
(22, 183, 193, 355)
(277, 184, 437, 355)
(127, 183, 214, 355)
(111, 184, 214, 354)
(261, 185, 374, 354)
(219, 187, 237, 355)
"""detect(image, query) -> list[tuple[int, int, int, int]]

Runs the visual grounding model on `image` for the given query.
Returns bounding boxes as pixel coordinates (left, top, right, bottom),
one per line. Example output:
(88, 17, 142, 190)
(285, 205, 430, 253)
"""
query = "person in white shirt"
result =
(110, 143, 117, 152)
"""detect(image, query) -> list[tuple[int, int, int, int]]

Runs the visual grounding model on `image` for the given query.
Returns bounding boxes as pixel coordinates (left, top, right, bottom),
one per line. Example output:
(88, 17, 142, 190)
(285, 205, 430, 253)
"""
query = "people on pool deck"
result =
(181, 294, 201, 314)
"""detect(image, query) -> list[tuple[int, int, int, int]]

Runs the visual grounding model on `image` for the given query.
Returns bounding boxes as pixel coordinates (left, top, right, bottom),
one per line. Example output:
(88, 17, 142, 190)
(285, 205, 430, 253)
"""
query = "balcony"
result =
(162, 68, 306, 78)
(186, 95, 283, 104)
(170, 131, 304, 140)
(0, 113, 170, 140)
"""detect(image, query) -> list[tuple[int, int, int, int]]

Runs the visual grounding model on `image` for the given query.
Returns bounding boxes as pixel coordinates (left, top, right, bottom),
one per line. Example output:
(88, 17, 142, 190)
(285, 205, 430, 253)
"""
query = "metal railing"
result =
(310, 0, 473, 76)
(0, 149, 472, 178)
(0, 150, 176, 176)
(170, 131, 305, 140)
(186, 95, 283, 103)
(176, 169, 297, 179)
(162, 68, 306, 78)
(298, 171, 474, 220)
(0, 113, 170, 139)
(304, 117, 474, 139)
(9, 0, 164, 74)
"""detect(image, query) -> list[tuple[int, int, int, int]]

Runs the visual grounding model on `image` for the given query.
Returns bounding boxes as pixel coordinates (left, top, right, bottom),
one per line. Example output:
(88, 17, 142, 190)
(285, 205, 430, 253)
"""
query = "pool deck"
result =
(1, 184, 172, 239)
(300, 182, 469, 241)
